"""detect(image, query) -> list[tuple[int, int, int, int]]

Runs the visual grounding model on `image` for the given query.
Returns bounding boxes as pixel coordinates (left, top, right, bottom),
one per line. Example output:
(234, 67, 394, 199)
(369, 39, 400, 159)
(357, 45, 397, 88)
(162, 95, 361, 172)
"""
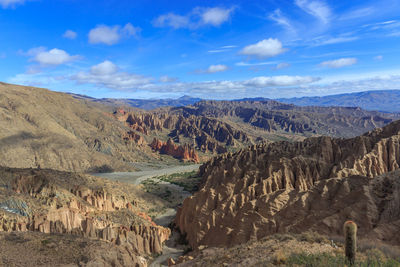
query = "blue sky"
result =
(1, 0, 400, 99)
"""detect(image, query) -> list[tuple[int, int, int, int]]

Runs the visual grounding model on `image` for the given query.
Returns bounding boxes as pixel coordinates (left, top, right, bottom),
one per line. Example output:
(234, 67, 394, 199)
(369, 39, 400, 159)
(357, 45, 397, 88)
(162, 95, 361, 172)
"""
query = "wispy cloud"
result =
(0, 0, 25, 8)
(159, 75, 178, 83)
(208, 45, 237, 53)
(339, 7, 374, 20)
(240, 38, 287, 59)
(314, 36, 359, 46)
(295, 0, 332, 24)
(153, 6, 235, 29)
(320, 57, 358, 68)
(236, 61, 277, 66)
(273, 62, 291, 70)
(88, 23, 140, 45)
(269, 9, 294, 31)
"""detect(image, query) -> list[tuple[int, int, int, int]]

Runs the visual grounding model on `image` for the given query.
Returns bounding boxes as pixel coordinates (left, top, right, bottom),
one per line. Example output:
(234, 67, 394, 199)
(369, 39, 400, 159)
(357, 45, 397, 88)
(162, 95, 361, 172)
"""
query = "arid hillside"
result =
(175, 120, 400, 249)
(0, 167, 171, 266)
(173, 100, 400, 138)
(0, 82, 160, 172)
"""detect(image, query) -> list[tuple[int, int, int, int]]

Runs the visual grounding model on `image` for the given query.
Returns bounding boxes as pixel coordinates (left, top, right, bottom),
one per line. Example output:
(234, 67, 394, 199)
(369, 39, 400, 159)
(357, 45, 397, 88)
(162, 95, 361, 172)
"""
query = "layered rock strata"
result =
(175, 120, 400, 248)
(0, 168, 170, 266)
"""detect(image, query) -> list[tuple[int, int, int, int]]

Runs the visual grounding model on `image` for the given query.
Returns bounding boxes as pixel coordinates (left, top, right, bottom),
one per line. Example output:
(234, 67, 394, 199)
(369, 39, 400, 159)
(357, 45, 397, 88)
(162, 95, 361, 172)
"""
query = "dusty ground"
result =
(176, 233, 400, 267)
(0, 231, 145, 267)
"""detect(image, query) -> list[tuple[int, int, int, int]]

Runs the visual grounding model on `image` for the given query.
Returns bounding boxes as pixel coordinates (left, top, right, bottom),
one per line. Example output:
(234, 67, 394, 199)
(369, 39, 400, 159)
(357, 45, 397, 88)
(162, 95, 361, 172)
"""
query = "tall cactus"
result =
(344, 220, 357, 265)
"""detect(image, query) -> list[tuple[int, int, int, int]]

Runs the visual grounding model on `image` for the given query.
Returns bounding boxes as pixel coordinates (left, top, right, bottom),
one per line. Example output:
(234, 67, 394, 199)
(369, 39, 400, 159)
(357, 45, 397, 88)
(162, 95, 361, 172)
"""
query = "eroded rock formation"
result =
(150, 138, 200, 163)
(175, 120, 400, 249)
(0, 168, 170, 266)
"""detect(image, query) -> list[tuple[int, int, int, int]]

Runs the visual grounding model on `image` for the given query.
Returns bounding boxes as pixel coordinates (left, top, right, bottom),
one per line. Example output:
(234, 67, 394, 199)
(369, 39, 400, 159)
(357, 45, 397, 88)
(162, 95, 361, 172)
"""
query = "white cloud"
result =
(240, 38, 287, 58)
(320, 57, 358, 68)
(208, 45, 236, 53)
(153, 6, 234, 29)
(71, 60, 151, 90)
(200, 7, 234, 26)
(63, 30, 77, 39)
(206, 64, 228, 73)
(269, 9, 294, 31)
(236, 61, 277, 66)
(160, 75, 178, 83)
(317, 36, 358, 45)
(244, 76, 319, 87)
(0, 0, 25, 8)
(153, 13, 190, 29)
(374, 55, 383, 60)
(28, 48, 80, 66)
(88, 23, 140, 45)
(295, 0, 332, 24)
(90, 60, 118, 75)
(339, 7, 374, 21)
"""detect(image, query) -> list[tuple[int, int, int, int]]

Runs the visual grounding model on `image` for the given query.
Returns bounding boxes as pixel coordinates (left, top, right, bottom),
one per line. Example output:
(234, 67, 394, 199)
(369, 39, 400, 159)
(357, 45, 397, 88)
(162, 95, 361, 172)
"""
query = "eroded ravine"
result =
(92, 163, 200, 266)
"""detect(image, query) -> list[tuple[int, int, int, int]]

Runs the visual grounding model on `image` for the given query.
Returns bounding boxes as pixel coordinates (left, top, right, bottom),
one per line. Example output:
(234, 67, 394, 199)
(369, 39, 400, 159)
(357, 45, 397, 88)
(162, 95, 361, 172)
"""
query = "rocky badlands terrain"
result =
(1, 82, 400, 266)
(176, 120, 400, 249)
(0, 167, 172, 266)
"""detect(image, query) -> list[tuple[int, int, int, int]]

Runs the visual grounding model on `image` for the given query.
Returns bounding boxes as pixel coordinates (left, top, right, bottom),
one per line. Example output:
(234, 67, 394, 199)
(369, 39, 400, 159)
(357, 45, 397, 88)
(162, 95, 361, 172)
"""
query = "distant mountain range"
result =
(276, 90, 400, 113)
(70, 90, 400, 113)
(69, 94, 202, 110)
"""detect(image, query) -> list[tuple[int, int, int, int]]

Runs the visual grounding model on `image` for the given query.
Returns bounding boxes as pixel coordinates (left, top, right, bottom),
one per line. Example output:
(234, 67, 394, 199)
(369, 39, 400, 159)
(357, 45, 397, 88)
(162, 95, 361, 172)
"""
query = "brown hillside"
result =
(0, 82, 154, 172)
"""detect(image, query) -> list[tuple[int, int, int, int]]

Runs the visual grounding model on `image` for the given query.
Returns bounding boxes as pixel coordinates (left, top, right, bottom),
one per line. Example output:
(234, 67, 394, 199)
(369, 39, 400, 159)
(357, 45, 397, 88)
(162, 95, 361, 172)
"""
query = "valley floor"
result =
(92, 162, 201, 267)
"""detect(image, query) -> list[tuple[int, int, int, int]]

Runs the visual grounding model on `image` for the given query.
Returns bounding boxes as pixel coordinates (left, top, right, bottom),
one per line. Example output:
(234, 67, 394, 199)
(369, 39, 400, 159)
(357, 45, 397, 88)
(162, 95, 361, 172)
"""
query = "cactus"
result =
(344, 220, 357, 265)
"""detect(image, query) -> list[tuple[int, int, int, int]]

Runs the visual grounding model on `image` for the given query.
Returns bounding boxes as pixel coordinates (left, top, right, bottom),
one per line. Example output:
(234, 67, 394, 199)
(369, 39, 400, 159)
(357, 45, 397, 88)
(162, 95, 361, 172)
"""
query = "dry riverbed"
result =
(91, 163, 201, 267)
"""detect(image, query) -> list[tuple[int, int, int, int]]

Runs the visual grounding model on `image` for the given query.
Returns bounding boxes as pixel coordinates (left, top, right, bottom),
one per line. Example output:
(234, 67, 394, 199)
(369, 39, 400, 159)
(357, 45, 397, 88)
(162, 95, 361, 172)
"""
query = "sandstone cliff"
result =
(116, 111, 252, 155)
(0, 167, 170, 266)
(175, 120, 400, 249)
(150, 138, 200, 163)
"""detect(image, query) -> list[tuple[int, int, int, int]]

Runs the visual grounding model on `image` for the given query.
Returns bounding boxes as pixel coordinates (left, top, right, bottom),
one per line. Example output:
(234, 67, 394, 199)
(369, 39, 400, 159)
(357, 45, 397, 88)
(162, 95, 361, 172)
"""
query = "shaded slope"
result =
(0, 82, 153, 172)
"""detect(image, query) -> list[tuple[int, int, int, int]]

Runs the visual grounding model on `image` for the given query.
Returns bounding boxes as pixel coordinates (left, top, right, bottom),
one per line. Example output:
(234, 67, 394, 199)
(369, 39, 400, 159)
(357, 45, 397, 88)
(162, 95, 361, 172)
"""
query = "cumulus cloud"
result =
(25, 47, 80, 66)
(200, 7, 234, 26)
(153, 6, 234, 29)
(240, 38, 287, 58)
(320, 57, 358, 68)
(206, 64, 229, 73)
(71, 60, 151, 90)
(88, 23, 140, 45)
(295, 0, 331, 24)
(63, 30, 77, 39)
(0, 0, 25, 8)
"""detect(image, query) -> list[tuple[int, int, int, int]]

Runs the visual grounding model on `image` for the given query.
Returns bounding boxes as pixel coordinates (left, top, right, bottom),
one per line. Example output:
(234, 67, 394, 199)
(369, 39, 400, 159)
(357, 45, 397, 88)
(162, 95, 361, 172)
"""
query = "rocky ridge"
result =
(0, 167, 170, 266)
(174, 100, 400, 138)
(175, 120, 400, 249)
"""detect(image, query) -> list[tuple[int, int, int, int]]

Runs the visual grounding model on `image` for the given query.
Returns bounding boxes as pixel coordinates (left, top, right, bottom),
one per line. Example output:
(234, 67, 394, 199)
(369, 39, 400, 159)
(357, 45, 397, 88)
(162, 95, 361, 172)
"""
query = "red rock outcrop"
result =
(151, 138, 200, 163)
(175, 120, 400, 249)
(116, 111, 252, 154)
(0, 168, 171, 266)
